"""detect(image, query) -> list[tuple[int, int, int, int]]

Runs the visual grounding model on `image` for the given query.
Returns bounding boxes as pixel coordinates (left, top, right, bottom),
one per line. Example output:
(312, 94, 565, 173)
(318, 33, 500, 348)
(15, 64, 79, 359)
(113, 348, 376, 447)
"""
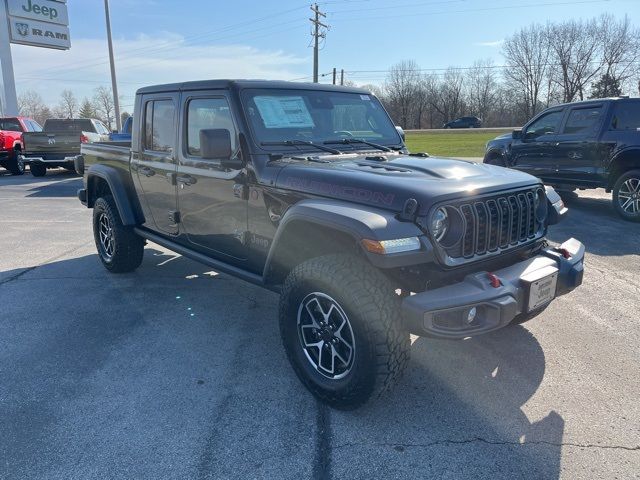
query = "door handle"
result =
(139, 166, 155, 177)
(177, 174, 197, 186)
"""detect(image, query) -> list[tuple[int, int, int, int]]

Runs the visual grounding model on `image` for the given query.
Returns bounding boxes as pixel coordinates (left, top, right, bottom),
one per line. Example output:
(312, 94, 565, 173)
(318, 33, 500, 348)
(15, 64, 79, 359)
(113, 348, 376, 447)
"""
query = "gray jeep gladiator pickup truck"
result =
(77, 80, 585, 409)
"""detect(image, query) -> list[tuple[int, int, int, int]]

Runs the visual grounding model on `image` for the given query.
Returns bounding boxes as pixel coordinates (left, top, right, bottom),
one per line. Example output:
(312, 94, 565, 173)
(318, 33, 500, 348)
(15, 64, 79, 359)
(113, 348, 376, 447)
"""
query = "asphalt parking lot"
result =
(1, 169, 639, 479)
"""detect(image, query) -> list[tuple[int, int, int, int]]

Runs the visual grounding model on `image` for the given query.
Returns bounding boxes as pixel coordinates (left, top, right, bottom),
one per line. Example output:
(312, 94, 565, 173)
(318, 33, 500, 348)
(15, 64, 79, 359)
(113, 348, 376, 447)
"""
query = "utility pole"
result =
(309, 4, 328, 83)
(332, 68, 336, 85)
(340, 69, 344, 86)
(104, 0, 121, 131)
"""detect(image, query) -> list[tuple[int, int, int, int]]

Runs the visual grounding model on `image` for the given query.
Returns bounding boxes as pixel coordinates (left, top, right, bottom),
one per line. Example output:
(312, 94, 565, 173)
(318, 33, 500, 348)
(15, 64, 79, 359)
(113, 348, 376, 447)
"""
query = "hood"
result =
(275, 154, 541, 214)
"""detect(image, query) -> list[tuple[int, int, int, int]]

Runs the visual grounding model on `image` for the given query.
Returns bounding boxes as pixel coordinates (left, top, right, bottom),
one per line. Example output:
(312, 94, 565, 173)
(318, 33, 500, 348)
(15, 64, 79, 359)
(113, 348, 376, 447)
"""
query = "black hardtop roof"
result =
(549, 97, 639, 110)
(136, 79, 370, 96)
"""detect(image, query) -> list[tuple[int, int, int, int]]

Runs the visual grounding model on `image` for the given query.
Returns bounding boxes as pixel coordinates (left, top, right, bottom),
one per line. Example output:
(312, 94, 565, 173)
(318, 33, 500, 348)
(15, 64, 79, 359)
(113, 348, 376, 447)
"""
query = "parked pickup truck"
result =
(78, 80, 584, 409)
(484, 97, 640, 221)
(21, 118, 110, 177)
(0, 116, 42, 175)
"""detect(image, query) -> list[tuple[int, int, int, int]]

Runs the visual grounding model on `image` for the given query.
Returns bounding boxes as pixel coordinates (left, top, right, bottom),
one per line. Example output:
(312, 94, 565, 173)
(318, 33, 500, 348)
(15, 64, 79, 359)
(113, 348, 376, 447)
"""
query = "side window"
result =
(186, 97, 237, 157)
(29, 120, 42, 132)
(562, 107, 602, 135)
(151, 100, 175, 152)
(611, 102, 640, 130)
(525, 110, 564, 138)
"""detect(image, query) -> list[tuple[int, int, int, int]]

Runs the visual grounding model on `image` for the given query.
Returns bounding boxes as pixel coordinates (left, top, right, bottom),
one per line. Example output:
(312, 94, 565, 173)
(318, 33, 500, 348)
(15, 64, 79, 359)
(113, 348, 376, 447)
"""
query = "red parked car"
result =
(0, 116, 42, 175)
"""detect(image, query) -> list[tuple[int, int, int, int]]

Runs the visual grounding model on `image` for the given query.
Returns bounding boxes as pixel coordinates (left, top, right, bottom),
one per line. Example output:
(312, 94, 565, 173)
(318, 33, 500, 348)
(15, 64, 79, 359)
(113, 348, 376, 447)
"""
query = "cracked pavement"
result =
(1, 170, 639, 479)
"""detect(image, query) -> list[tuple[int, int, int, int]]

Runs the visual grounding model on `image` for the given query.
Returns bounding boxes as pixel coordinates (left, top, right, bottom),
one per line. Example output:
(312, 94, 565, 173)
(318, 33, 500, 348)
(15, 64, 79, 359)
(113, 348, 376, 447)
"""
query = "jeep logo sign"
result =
(9, 18, 71, 50)
(7, 0, 69, 26)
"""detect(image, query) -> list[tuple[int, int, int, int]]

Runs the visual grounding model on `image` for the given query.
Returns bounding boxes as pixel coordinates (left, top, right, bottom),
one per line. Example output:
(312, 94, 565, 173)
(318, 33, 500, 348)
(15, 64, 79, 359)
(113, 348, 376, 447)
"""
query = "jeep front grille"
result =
(421, 187, 545, 263)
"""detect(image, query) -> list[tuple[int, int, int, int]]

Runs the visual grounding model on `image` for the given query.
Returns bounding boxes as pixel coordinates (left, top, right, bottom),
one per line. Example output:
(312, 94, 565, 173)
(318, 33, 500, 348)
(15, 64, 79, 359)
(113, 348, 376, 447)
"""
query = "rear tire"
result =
(279, 254, 410, 410)
(6, 151, 25, 176)
(612, 169, 640, 222)
(93, 195, 145, 273)
(30, 163, 47, 177)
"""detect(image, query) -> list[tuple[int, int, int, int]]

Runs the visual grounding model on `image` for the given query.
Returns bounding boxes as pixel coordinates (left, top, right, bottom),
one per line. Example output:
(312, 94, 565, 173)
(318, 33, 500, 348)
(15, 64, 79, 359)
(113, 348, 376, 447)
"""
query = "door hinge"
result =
(169, 210, 181, 224)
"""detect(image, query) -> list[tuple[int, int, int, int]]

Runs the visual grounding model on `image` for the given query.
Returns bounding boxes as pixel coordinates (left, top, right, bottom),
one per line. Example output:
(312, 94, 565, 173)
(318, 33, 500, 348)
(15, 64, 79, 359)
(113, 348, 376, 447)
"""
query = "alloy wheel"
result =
(618, 177, 640, 214)
(98, 212, 115, 260)
(297, 292, 355, 380)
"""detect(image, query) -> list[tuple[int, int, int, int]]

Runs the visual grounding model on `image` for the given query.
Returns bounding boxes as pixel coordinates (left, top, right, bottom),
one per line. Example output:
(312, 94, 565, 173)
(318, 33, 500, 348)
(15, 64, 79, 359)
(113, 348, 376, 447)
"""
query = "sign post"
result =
(0, 0, 70, 116)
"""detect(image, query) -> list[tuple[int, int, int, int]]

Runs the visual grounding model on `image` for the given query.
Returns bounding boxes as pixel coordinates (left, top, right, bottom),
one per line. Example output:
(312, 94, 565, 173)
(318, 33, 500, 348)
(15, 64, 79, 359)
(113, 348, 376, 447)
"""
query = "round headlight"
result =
(431, 207, 449, 242)
(535, 189, 547, 223)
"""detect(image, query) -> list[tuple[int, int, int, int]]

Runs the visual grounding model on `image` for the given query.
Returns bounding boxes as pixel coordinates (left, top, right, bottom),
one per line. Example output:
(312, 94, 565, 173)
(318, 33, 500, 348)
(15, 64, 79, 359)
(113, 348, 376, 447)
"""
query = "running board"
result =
(134, 227, 274, 291)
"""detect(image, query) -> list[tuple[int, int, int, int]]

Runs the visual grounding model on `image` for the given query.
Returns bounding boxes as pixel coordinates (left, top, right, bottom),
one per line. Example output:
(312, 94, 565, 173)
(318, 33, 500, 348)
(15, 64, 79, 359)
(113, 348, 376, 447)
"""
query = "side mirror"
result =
(395, 125, 405, 142)
(512, 129, 522, 140)
(200, 128, 243, 169)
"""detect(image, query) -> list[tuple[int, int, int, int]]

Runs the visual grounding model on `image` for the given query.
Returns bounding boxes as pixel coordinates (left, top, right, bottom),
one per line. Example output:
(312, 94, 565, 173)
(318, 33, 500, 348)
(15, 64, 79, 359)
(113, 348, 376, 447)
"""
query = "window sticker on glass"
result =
(360, 95, 370, 101)
(254, 96, 315, 129)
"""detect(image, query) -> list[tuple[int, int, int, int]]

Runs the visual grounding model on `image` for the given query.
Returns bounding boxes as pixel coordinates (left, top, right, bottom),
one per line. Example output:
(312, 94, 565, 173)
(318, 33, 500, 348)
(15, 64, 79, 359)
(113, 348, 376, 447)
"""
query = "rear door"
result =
(510, 108, 565, 180)
(552, 103, 605, 184)
(176, 92, 248, 260)
(132, 95, 180, 235)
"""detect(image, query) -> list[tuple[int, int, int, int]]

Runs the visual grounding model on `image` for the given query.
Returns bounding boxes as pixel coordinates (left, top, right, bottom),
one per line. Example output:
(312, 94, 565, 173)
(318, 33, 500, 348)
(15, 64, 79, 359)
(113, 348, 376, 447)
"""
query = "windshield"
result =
(241, 88, 402, 151)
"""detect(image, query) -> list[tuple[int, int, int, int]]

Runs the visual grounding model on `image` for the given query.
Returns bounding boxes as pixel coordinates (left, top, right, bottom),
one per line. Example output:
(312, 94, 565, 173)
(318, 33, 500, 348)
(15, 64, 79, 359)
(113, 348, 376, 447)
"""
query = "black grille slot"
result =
(428, 187, 544, 263)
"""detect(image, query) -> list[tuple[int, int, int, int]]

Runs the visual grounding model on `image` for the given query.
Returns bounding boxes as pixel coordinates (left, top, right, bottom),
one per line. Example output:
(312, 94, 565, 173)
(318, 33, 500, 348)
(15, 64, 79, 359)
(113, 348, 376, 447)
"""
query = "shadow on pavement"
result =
(0, 247, 563, 478)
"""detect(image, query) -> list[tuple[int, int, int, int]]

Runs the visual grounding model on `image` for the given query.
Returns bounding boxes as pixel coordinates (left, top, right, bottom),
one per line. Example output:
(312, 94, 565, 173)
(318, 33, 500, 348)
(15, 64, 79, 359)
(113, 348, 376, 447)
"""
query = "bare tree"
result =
(431, 68, 466, 125)
(18, 90, 50, 125)
(93, 86, 115, 129)
(384, 60, 421, 128)
(597, 14, 640, 94)
(466, 59, 498, 122)
(56, 89, 78, 118)
(502, 24, 550, 118)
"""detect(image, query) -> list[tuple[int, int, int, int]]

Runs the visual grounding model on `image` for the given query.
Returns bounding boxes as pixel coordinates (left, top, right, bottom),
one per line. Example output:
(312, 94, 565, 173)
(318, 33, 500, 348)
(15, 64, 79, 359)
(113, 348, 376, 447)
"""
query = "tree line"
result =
(376, 14, 639, 129)
(17, 86, 129, 131)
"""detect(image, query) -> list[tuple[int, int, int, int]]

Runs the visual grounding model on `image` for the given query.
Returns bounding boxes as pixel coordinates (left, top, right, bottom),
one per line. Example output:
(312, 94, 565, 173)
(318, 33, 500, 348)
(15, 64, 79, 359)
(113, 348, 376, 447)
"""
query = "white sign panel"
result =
(7, 0, 68, 26)
(9, 17, 71, 49)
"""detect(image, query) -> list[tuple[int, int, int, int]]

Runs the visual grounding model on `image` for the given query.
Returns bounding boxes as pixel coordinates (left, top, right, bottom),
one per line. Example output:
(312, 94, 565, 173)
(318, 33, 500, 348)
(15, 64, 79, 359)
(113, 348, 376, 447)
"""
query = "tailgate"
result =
(22, 132, 81, 156)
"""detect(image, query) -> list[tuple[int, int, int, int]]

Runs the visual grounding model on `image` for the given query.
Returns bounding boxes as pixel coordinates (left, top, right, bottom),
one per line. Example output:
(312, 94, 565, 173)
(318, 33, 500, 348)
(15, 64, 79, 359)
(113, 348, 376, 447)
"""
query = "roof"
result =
(549, 97, 639, 109)
(136, 79, 370, 96)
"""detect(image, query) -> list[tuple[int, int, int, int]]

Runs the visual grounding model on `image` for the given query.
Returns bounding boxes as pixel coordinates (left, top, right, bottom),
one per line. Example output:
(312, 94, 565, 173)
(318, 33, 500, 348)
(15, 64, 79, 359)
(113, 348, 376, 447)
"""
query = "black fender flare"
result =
(86, 164, 140, 225)
(608, 147, 640, 186)
(262, 199, 433, 283)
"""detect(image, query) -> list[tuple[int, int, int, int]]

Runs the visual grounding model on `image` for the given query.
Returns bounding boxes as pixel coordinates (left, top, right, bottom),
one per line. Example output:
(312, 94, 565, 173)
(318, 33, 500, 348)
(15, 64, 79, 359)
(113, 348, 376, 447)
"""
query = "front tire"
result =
(484, 153, 506, 167)
(30, 163, 47, 177)
(612, 170, 640, 222)
(279, 254, 410, 409)
(93, 195, 145, 272)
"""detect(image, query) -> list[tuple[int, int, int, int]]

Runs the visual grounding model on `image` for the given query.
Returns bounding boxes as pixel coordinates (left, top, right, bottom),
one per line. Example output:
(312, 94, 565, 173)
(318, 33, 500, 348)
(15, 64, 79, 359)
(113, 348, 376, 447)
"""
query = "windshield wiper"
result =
(261, 140, 342, 154)
(323, 138, 392, 152)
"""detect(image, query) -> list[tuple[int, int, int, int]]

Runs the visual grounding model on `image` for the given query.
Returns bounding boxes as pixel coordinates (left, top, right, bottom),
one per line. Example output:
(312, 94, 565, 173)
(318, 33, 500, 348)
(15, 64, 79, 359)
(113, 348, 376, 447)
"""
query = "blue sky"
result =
(10, 0, 640, 110)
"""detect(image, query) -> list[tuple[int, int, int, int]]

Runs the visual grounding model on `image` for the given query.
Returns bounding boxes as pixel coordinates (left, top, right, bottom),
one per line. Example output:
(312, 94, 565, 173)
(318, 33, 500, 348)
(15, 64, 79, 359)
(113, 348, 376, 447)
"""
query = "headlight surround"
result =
(430, 207, 449, 242)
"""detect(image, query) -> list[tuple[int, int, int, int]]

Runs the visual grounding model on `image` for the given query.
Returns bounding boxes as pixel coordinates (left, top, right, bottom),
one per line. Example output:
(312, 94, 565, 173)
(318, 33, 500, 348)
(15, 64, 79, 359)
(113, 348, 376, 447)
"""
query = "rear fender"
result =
(86, 164, 142, 225)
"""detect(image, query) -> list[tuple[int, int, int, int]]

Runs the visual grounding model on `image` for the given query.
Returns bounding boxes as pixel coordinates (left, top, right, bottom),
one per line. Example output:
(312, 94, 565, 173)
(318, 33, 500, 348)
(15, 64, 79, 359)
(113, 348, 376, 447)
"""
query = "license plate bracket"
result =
(521, 265, 559, 313)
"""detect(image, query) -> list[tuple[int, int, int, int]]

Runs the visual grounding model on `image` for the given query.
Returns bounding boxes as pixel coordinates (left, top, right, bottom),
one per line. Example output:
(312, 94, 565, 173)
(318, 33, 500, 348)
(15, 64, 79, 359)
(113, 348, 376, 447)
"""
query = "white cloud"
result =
(475, 39, 504, 47)
(11, 33, 309, 110)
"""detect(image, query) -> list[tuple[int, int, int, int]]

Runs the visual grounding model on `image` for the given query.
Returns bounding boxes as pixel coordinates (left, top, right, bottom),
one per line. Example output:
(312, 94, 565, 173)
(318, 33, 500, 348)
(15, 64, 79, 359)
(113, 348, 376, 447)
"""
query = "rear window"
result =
(562, 107, 602, 135)
(143, 100, 175, 152)
(0, 119, 22, 132)
(43, 119, 94, 133)
(611, 102, 640, 130)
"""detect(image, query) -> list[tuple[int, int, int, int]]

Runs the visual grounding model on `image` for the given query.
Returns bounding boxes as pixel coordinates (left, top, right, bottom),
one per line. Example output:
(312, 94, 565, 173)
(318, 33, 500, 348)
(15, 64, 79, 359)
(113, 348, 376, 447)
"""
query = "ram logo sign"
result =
(9, 18, 71, 50)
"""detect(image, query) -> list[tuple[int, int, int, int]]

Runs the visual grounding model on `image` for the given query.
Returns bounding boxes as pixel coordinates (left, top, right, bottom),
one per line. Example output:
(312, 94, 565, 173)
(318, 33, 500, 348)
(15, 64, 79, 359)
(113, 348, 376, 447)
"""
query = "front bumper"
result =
(402, 238, 585, 339)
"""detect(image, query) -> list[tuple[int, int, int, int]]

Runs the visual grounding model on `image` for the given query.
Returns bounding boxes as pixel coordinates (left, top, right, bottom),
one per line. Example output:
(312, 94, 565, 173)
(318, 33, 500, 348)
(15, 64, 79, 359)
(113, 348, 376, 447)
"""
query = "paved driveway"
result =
(1, 170, 639, 479)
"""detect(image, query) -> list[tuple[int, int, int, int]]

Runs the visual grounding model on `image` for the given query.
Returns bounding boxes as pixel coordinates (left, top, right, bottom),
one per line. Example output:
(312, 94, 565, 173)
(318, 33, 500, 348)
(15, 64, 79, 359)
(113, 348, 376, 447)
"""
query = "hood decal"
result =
(285, 176, 395, 206)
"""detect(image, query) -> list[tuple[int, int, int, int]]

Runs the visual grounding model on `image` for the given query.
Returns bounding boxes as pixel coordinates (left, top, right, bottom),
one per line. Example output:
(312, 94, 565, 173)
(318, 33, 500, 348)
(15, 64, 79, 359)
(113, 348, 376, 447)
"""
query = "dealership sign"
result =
(6, 0, 70, 49)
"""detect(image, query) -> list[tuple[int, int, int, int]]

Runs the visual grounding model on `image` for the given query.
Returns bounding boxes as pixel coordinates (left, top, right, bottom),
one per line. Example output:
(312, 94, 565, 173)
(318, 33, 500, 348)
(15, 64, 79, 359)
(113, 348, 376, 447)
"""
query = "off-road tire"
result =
(93, 195, 144, 273)
(30, 163, 47, 177)
(612, 169, 640, 222)
(279, 253, 410, 409)
(7, 150, 25, 175)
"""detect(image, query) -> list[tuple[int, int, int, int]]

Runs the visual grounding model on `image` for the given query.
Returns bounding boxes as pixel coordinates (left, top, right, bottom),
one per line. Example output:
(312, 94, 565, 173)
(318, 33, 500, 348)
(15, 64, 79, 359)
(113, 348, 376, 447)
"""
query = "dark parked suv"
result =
(484, 98, 640, 221)
(443, 116, 482, 129)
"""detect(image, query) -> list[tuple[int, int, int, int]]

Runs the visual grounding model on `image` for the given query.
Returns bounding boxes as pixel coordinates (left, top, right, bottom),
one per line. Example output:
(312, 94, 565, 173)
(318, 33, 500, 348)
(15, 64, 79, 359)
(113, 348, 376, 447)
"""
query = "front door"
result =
(176, 93, 248, 261)
(510, 108, 565, 181)
(133, 95, 179, 234)
(552, 104, 604, 185)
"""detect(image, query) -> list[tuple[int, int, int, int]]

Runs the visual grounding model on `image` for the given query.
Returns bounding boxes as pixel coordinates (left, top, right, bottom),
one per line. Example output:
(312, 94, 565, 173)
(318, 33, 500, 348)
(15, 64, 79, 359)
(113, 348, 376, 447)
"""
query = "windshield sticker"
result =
(254, 96, 315, 129)
(360, 95, 371, 101)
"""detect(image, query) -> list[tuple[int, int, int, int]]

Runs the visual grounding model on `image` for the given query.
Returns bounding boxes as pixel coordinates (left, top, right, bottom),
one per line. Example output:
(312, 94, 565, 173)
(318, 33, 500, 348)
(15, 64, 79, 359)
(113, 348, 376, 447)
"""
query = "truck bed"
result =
(81, 141, 132, 170)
